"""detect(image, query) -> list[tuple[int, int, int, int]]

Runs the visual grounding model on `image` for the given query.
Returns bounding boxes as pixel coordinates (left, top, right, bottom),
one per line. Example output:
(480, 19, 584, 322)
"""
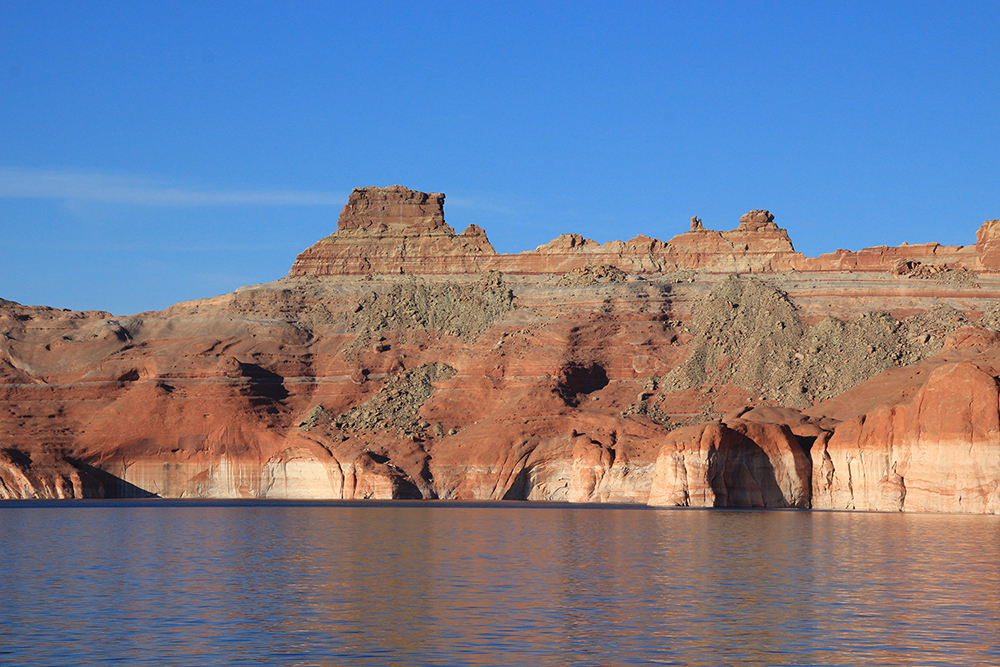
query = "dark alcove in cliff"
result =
(239, 362, 290, 403)
(556, 363, 610, 407)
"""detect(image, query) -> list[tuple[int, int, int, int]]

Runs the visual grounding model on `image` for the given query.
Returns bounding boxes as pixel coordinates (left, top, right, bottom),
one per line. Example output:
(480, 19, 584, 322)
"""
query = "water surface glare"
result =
(1, 500, 998, 666)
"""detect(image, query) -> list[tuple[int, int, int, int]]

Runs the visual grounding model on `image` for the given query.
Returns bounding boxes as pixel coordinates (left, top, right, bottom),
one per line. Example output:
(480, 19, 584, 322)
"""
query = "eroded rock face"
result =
(647, 419, 811, 509)
(737, 209, 778, 232)
(812, 360, 1000, 513)
(289, 186, 498, 276)
(3, 186, 1000, 512)
(336, 185, 447, 233)
(976, 219, 1000, 270)
(288, 188, 998, 278)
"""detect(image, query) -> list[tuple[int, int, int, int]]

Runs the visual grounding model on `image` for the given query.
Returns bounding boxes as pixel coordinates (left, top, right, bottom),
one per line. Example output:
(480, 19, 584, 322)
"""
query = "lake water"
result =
(1, 501, 998, 666)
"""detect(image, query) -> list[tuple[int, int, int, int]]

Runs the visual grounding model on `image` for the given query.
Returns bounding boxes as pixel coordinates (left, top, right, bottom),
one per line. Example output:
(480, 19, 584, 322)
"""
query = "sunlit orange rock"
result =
(647, 419, 811, 509)
(2, 186, 1000, 512)
(812, 360, 1000, 513)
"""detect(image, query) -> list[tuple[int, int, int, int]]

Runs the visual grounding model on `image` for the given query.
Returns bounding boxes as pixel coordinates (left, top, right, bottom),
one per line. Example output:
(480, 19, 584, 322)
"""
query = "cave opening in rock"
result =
(795, 435, 817, 459)
(557, 363, 610, 406)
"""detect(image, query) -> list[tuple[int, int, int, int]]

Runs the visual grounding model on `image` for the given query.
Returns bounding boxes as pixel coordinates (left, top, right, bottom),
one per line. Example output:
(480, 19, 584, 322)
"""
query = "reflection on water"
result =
(0, 501, 998, 666)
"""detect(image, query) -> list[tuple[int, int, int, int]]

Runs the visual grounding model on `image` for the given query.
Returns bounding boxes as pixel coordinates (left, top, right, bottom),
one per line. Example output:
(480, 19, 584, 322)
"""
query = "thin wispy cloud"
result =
(0, 167, 343, 206)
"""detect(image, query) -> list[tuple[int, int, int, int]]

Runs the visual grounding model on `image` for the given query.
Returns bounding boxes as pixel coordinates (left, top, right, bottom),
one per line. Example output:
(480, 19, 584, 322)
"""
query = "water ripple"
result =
(0, 501, 997, 666)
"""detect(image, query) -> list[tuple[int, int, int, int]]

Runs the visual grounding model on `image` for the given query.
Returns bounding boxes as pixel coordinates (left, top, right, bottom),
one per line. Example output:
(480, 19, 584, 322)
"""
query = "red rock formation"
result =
(288, 186, 994, 276)
(289, 186, 497, 276)
(808, 335, 1000, 513)
(290, 187, 804, 275)
(337, 185, 447, 232)
(647, 418, 811, 508)
(737, 210, 779, 232)
(3, 186, 1000, 513)
(976, 219, 1000, 270)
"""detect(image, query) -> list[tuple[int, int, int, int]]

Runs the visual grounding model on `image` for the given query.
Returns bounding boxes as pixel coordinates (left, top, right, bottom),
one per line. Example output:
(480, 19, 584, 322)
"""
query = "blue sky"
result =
(2, 1, 998, 315)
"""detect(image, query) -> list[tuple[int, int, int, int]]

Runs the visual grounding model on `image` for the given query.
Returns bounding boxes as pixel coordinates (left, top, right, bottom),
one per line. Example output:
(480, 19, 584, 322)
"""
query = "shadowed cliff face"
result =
(3, 186, 1000, 513)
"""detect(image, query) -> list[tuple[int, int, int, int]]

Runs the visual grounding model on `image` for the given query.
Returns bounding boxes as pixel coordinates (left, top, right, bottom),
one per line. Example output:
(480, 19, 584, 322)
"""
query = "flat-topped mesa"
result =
(287, 186, 997, 277)
(288, 186, 803, 277)
(289, 186, 498, 276)
(337, 185, 447, 233)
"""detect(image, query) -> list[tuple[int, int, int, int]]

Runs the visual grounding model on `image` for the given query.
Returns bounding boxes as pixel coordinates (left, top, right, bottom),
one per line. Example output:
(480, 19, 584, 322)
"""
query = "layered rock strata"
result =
(3, 186, 1000, 513)
(290, 186, 997, 276)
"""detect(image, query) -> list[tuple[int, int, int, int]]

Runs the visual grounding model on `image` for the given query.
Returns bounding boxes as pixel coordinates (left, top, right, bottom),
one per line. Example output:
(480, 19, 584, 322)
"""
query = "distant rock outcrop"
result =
(737, 209, 779, 232)
(289, 185, 498, 276)
(336, 185, 447, 233)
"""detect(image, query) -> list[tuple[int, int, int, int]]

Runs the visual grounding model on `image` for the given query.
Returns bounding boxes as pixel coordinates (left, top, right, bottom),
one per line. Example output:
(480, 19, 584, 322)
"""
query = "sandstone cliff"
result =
(3, 185, 1000, 513)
